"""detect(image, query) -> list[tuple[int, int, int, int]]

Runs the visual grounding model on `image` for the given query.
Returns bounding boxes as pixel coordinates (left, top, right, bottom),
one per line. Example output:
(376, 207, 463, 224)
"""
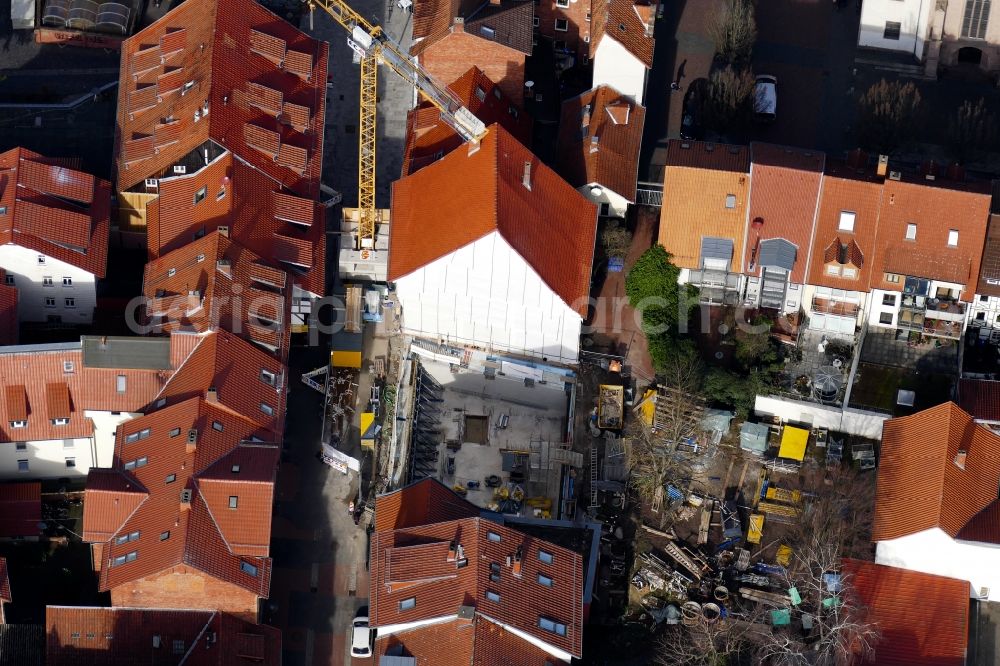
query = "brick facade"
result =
(109, 565, 260, 622)
(421, 30, 527, 104)
(535, 0, 591, 61)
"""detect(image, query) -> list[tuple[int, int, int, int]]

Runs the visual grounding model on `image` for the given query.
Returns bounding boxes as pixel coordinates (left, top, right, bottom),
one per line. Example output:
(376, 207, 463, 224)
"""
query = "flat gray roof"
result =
(82, 336, 172, 370)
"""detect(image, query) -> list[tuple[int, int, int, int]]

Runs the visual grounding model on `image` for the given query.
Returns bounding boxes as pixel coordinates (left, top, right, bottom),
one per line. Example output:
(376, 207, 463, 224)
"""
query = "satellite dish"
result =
(590, 186, 603, 197)
(525, 81, 535, 89)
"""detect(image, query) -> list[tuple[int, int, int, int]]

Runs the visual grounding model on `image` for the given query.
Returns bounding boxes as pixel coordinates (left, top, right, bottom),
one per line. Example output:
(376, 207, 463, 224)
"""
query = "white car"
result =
(754, 74, 777, 123)
(351, 610, 374, 658)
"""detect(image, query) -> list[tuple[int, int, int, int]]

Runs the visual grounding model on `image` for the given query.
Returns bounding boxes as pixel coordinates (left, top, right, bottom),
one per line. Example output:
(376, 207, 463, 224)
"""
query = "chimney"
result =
(876, 154, 889, 177)
(453, 16, 464, 32)
(589, 135, 600, 154)
(206, 387, 218, 403)
(581, 104, 591, 128)
(180, 488, 193, 511)
(522, 161, 532, 190)
(456, 605, 476, 628)
(512, 545, 523, 577)
(447, 540, 457, 562)
(490, 0, 501, 6)
(186, 428, 198, 453)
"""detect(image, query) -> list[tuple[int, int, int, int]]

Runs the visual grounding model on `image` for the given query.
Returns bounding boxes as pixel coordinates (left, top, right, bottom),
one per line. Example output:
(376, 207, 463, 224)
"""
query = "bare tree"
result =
(947, 97, 998, 164)
(787, 465, 876, 561)
(857, 78, 922, 154)
(627, 347, 703, 526)
(707, 0, 757, 67)
(700, 66, 756, 134)
(756, 542, 881, 666)
(656, 616, 764, 666)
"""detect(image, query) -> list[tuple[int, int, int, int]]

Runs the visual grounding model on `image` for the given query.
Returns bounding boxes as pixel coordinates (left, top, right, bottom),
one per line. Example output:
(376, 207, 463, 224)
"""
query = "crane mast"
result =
(307, 0, 488, 251)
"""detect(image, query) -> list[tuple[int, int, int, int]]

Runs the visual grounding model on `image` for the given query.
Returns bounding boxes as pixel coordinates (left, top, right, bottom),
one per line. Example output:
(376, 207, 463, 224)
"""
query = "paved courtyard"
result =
(859, 328, 960, 375)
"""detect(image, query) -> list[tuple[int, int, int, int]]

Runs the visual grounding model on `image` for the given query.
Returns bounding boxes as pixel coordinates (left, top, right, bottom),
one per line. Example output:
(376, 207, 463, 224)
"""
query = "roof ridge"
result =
(151, 331, 213, 404)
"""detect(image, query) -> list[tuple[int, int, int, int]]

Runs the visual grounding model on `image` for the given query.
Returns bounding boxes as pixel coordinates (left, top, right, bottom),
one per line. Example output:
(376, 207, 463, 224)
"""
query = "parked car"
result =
(351, 607, 374, 658)
(753, 74, 777, 123)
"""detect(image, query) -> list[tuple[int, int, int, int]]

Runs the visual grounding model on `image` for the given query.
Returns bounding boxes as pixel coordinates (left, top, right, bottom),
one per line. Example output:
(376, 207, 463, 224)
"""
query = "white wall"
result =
(876, 528, 996, 600)
(395, 231, 583, 364)
(578, 183, 631, 219)
(801, 284, 865, 335)
(0, 436, 93, 480)
(592, 37, 646, 104)
(87, 410, 139, 468)
(0, 244, 97, 325)
(753, 395, 887, 439)
(859, 0, 932, 58)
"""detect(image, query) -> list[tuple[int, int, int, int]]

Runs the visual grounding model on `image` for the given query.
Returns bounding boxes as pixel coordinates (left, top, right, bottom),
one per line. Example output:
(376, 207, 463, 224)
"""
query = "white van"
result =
(754, 75, 777, 123)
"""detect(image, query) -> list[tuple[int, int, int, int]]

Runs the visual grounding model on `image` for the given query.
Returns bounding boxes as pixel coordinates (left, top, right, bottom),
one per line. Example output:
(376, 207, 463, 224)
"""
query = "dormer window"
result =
(52, 418, 70, 426)
(838, 211, 855, 232)
(10, 420, 26, 428)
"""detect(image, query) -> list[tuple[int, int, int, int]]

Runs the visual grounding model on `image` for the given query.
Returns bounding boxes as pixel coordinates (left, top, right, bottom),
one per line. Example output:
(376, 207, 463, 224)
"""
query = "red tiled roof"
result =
(412, 0, 533, 56)
(976, 212, 1000, 297)
(842, 559, 969, 666)
(389, 124, 597, 316)
(0, 269, 17, 346)
(371, 479, 584, 659)
(0, 147, 111, 277)
(957, 378, 1000, 423)
(557, 85, 645, 202)
(144, 153, 326, 298)
(374, 477, 481, 533)
(374, 616, 569, 665)
(0, 557, 9, 603)
(401, 66, 533, 177)
(85, 396, 277, 599)
(81, 470, 146, 543)
(45, 606, 281, 666)
(115, 0, 328, 199)
(0, 340, 181, 444)
(807, 167, 883, 289)
(0, 482, 41, 539)
(869, 178, 990, 296)
(744, 143, 824, 284)
(873, 402, 1000, 544)
(589, 0, 654, 68)
(154, 330, 286, 435)
(142, 232, 292, 361)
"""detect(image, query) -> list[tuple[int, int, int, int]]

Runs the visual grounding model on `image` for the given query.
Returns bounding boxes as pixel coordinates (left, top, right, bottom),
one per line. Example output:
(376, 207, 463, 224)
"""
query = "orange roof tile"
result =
(0, 339, 183, 444)
(142, 232, 292, 361)
(374, 477, 480, 532)
(390, 124, 597, 316)
(658, 140, 749, 271)
(869, 178, 991, 296)
(957, 378, 1000, 423)
(0, 482, 41, 538)
(0, 147, 110, 277)
(0, 557, 9, 603)
(412, 0, 533, 56)
(86, 396, 276, 599)
(842, 559, 969, 666)
(557, 86, 644, 203)
(45, 606, 282, 666)
(873, 402, 1000, 544)
(744, 143, 824, 283)
(81, 470, 147, 543)
(401, 66, 533, 177)
(807, 166, 884, 289)
(590, 0, 654, 68)
(116, 0, 328, 199)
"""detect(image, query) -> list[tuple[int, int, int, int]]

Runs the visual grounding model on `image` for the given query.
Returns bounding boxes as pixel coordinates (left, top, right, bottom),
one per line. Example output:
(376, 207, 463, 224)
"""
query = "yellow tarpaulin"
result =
(776, 545, 793, 567)
(778, 426, 808, 462)
(331, 350, 362, 369)
(748, 514, 764, 544)
(639, 389, 656, 426)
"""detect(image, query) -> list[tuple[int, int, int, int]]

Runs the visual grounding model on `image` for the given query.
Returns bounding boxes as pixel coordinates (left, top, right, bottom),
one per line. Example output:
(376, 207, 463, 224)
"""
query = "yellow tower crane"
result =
(307, 0, 489, 251)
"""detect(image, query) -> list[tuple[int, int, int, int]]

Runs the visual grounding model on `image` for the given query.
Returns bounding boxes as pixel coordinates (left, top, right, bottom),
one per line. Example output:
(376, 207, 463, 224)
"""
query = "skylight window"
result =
(240, 561, 258, 576)
(399, 597, 416, 611)
(538, 550, 554, 564)
(838, 211, 856, 232)
(538, 617, 567, 636)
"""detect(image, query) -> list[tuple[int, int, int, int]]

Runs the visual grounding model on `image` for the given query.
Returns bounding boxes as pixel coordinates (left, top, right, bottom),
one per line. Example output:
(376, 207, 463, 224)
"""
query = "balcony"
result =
(689, 269, 740, 305)
(923, 299, 966, 323)
(811, 297, 859, 318)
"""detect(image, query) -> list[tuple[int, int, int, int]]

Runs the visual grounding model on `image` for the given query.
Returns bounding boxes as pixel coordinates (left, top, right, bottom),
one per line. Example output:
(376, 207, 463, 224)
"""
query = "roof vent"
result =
(180, 489, 193, 504)
(187, 429, 198, 444)
(589, 135, 599, 154)
(152, 635, 161, 648)
(522, 161, 532, 190)
(954, 449, 967, 470)
(206, 387, 218, 403)
(925, 173, 936, 181)
(888, 171, 902, 181)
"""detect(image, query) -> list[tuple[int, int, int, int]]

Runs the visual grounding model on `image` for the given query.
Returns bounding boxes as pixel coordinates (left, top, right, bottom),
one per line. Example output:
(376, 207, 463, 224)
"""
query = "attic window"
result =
(490, 562, 501, 583)
(487, 531, 502, 543)
(229, 495, 239, 509)
(213, 421, 224, 432)
(538, 617, 567, 636)
(838, 211, 856, 232)
(165, 473, 176, 484)
(486, 590, 501, 602)
(538, 573, 554, 587)
(172, 639, 185, 655)
(240, 561, 258, 576)
(479, 26, 495, 39)
(399, 597, 416, 611)
(948, 229, 959, 247)
(493, 87, 502, 100)
(619, 22, 626, 31)
(725, 194, 736, 209)
(260, 402, 275, 416)
(116, 375, 127, 393)
(194, 187, 207, 205)
(538, 550, 554, 564)
(160, 530, 170, 541)
(475, 86, 486, 102)
(260, 369, 277, 386)
(169, 427, 181, 437)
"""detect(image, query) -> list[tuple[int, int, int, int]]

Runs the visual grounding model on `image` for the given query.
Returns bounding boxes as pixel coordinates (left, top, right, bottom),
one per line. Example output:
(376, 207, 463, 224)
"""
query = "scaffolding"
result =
(408, 363, 444, 481)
